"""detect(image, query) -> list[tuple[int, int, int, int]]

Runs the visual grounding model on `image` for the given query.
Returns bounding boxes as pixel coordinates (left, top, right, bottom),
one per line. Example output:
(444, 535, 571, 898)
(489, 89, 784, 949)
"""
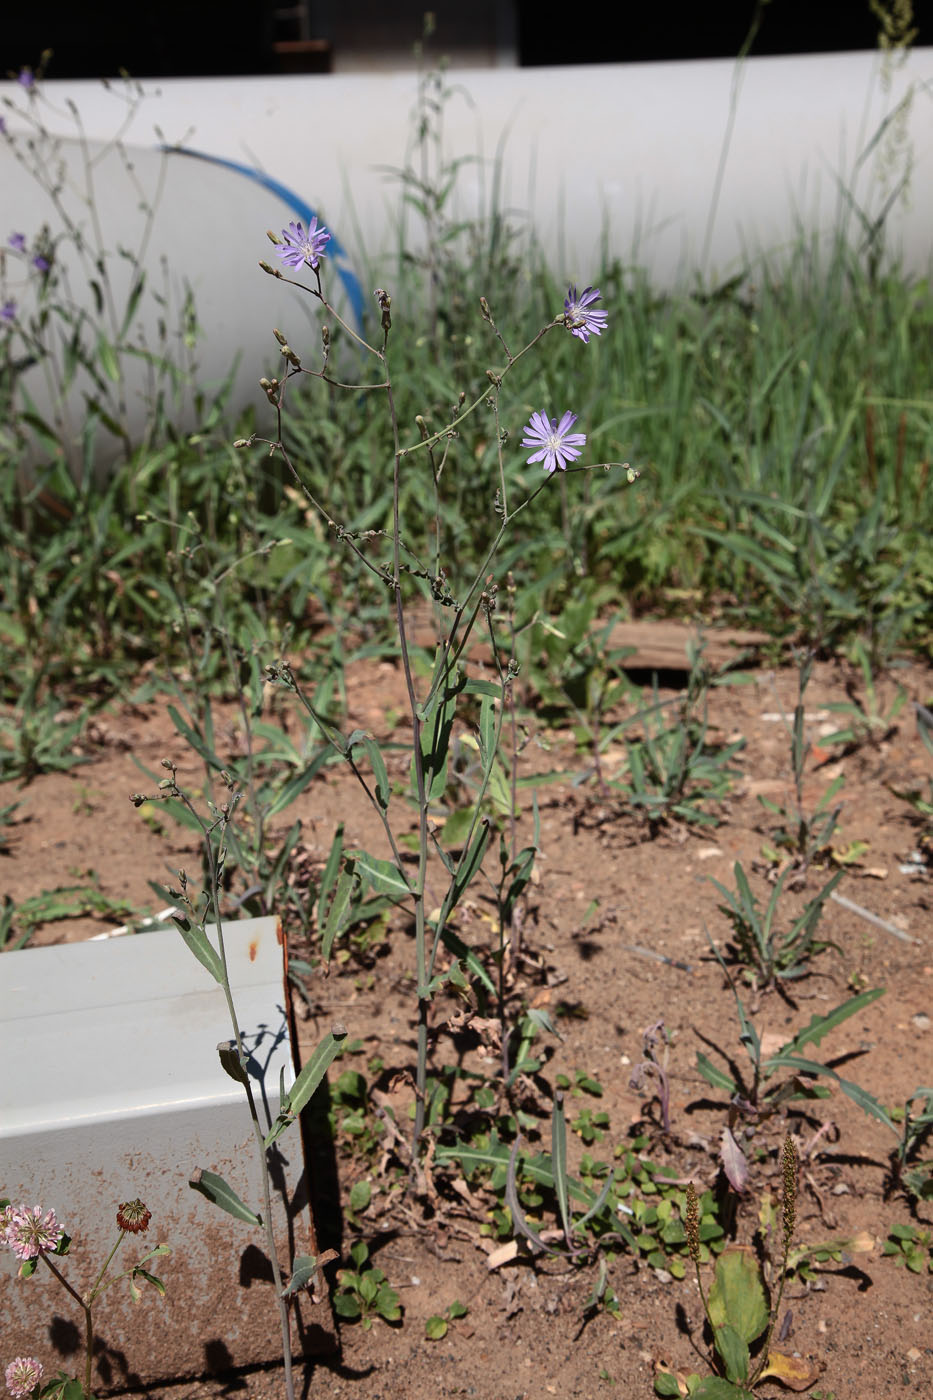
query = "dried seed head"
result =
(685, 1182, 701, 1263)
(116, 1199, 152, 1234)
(781, 1135, 798, 1247)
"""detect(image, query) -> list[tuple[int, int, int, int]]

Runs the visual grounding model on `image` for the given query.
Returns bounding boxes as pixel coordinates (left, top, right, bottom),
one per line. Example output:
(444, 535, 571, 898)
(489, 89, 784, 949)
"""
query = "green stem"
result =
(39, 1251, 97, 1397)
(176, 789, 297, 1400)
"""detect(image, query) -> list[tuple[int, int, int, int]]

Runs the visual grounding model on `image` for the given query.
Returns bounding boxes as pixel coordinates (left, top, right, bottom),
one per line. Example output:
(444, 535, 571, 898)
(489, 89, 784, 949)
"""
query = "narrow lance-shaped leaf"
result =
(357, 736, 390, 810)
(450, 818, 490, 907)
(478, 694, 497, 769)
(265, 1024, 348, 1147)
(352, 849, 411, 900)
(505, 1138, 554, 1256)
(173, 915, 224, 984)
(778, 986, 884, 1056)
(767, 1054, 897, 1131)
(551, 1092, 571, 1242)
(696, 1052, 738, 1094)
(316, 823, 344, 920)
(189, 1168, 261, 1226)
(321, 861, 357, 965)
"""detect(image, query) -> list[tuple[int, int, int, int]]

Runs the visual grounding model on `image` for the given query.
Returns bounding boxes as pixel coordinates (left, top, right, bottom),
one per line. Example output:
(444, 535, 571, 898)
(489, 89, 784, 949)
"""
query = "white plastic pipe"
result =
(2, 49, 931, 431)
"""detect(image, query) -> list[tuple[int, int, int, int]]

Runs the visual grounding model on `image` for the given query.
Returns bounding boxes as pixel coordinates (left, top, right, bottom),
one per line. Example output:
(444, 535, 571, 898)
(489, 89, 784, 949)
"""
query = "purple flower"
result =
(9, 233, 26, 252)
(17, 70, 35, 90)
(521, 410, 587, 475)
(4, 1357, 43, 1399)
(3, 1205, 64, 1261)
(1, 300, 15, 323)
(275, 217, 330, 272)
(32, 255, 49, 273)
(0, 118, 6, 135)
(563, 285, 608, 343)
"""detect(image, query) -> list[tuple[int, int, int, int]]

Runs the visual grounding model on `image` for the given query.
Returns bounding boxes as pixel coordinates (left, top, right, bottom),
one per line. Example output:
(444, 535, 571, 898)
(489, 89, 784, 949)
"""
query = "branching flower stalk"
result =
(251, 236, 632, 1156)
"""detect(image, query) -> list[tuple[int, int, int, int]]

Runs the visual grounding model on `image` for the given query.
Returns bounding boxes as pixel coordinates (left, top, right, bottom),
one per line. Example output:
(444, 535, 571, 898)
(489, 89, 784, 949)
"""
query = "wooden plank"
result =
(606, 620, 771, 673)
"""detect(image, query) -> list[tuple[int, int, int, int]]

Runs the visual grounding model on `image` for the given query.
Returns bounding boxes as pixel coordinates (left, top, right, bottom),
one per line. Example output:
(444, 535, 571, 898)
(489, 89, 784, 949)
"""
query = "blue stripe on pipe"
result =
(161, 144, 366, 330)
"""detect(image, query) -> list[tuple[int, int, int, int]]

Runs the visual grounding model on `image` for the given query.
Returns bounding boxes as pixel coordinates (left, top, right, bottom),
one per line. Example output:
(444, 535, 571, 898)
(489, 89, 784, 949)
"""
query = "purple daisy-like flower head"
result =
(563, 285, 608, 343)
(520, 409, 587, 475)
(9, 233, 26, 252)
(4, 1206, 64, 1261)
(1, 300, 15, 323)
(275, 217, 331, 272)
(5, 1357, 43, 1399)
(32, 255, 49, 273)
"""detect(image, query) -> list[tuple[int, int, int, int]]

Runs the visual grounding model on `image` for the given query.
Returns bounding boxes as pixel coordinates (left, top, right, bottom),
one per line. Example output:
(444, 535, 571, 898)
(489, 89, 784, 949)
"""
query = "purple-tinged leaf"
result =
(720, 1126, 750, 1193)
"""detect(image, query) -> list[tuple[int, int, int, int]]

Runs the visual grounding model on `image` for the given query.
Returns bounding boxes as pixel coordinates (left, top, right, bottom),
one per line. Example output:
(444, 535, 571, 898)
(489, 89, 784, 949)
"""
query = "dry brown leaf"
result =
(486, 1239, 519, 1269)
(759, 1349, 823, 1390)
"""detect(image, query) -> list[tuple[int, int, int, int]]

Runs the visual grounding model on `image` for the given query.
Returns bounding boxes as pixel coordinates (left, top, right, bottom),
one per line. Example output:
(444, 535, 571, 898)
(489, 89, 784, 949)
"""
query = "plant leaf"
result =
(189, 1168, 261, 1226)
(266, 1025, 348, 1145)
(691, 1380, 756, 1399)
(708, 1246, 769, 1344)
(696, 1052, 738, 1094)
(758, 1349, 823, 1390)
(778, 987, 884, 1056)
(173, 916, 224, 984)
(352, 850, 411, 900)
(720, 1126, 750, 1193)
(714, 1323, 750, 1384)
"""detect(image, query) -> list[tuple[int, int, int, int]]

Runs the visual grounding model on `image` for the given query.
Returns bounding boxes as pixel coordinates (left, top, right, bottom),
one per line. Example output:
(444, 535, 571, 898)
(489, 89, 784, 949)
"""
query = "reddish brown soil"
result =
(2, 628, 932, 1400)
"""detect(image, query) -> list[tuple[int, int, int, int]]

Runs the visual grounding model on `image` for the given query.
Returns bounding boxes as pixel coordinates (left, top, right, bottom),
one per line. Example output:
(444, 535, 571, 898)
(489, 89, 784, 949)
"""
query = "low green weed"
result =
(821, 639, 907, 750)
(0, 801, 19, 853)
(695, 980, 887, 1133)
(333, 1241, 402, 1328)
(425, 1300, 468, 1340)
(710, 861, 843, 989)
(0, 881, 139, 950)
(622, 699, 742, 831)
(875, 1089, 933, 1201)
(0, 684, 90, 784)
(758, 654, 843, 869)
(655, 1138, 820, 1399)
(889, 702, 933, 870)
(882, 1223, 933, 1274)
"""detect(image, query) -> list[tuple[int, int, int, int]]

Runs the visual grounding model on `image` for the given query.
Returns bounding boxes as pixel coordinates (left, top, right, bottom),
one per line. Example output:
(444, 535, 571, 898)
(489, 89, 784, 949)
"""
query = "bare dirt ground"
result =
(2, 627, 932, 1400)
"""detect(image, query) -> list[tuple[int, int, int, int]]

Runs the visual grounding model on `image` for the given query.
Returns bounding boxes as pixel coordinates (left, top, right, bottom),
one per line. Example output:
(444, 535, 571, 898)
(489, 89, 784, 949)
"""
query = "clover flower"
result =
(563, 285, 608, 343)
(5, 1357, 43, 1398)
(3, 1206, 64, 1261)
(9, 234, 26, 252)
(275, 217, 331, 272)
(1, 301, 15, 323)
(116, 1199, 151, 1234)
(521, 410, 587, 475)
